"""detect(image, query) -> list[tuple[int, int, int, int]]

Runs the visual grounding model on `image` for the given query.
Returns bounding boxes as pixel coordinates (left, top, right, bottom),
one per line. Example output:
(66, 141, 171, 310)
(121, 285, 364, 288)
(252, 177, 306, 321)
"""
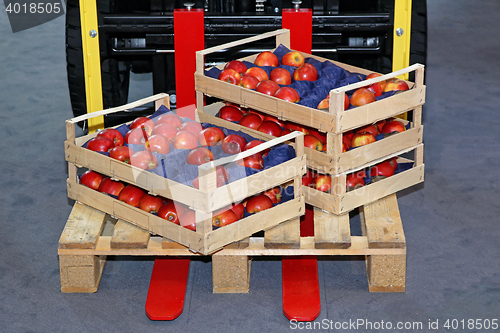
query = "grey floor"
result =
(1, 1, 499, 332)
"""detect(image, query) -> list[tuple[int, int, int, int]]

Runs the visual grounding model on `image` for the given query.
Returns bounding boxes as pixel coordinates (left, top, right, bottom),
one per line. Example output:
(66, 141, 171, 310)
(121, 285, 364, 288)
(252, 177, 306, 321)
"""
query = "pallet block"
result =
(59, 192, 406, 293)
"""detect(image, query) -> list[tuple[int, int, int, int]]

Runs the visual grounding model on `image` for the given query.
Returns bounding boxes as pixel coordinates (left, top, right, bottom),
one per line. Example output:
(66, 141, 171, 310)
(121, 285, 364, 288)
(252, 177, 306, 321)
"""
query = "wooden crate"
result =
(195, 29, 425, 175)
(59, 193, 407, 293)
(198, 102, 424, 216)
(65, 94, 307, 255)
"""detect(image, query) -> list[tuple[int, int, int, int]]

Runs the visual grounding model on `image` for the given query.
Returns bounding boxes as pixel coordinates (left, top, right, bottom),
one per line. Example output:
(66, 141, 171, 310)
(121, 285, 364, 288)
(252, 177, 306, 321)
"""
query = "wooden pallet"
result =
(58, 193, 406, 294)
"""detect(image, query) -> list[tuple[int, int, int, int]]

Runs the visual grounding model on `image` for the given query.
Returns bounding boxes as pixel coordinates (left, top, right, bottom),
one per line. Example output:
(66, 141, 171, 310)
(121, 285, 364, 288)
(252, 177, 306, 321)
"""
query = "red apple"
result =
(173, 130, 199, 149)
(97, 128, 124, 147)
(346, 172, 365, 189)
(317, 93, 350, 110)
(109, 145, 133, 164)
(246, 194, 274, 213)
(130, 151, 158, 170)
(255, 80, 280, 96)
(219, 105, 244, 122)
(344, 130, 354, 141)
(218, 68, 242, 85)
(307, 128, 326, 145)
(138, 194, 165, 213)
(155, 113, 183, 129)
(221, 134, 247, 154)
(125, 127, 148, 145)
(292, 63, 318, 81)
(350, 87, 376, 107)
(198, 127, 225, 146)
(383, 78, 409, 92)
(179, 121, 203, 137)
(87, 136, 114, 153)
(130, 116, 155, 135)
(98, 177, 125, 196)
(270, 67, 292, 85)
(186, 147, 214, 165)
(304, 134, 323, 151)
(244, 140, 270, 157)
(245, 67, 269, 81)
(212, 208, 239, 227)
(342, 134, 352, 151)
(375, 119, 387, 132)
(157, 201, 186, 225)
(178, 209, 196, 231)
(351, 132, 376, 148)
(152, 123, 178, 142)
(238, 74, 260, 89)
(238, 113, 263, 129)
(236, 153, 264, 170)
(254, 51, 279, 67)
(224, 60, 248, 75)
(368, 82, 385, 97)
(118, 184, 146, 207)
(366, 73, 387, 91)
(388, 156, 398, 171)
(263, 186, 282, 204)
(257, 121, 283, 137)
(356, 124, 379, 137)
(281, 51, 305, 67)
(302, 169, 317, 187)
(381, 120, 406, 134)
(231, 202, 245, 219)
(80, 170, 105, 190)
(370, 161, 395, 178)
(317, 98, 329, 110)
(315, 174, 332, 192)
(147, 134, 170, 154)
(274, 87, 300, 102)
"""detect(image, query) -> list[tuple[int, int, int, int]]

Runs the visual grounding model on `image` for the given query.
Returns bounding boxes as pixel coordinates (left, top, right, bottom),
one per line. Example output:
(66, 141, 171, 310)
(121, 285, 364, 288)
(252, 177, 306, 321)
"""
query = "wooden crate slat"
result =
(313, 208, 351, 249)
(208, 155, 306, 211)
(110, 220, 151, 249)
(359, 194, 406, 249)
(339, 163, 425, 214)
(58, 202, 106, 249)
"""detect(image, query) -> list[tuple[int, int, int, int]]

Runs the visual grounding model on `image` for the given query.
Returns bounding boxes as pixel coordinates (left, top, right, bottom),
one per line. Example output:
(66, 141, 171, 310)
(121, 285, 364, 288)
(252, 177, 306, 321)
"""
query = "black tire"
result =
(65, 0, 130, 127)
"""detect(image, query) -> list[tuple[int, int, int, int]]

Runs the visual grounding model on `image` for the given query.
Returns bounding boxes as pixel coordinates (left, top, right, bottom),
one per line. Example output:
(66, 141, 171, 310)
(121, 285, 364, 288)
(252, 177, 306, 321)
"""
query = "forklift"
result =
(66, 0, 426, 128)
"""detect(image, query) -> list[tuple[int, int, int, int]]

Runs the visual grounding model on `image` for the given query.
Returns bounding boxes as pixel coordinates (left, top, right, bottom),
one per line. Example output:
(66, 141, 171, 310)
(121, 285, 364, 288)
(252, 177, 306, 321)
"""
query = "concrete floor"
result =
(1, 1, 499, 332)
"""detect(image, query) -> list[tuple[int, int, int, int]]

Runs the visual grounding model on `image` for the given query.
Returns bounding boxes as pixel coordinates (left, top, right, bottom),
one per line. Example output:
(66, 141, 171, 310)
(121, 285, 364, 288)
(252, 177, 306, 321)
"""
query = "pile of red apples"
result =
(218, 50, 317, 103)
(86, 113, 278, 189)
(217, 50, 409, 110)
(218, 102, 407, 153)
(80, 169, 285, 231)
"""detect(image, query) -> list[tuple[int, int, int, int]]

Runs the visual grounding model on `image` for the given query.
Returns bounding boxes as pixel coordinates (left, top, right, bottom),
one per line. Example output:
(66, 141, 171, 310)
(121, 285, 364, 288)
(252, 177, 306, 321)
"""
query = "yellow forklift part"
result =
(392, 0, 412, 80)
(80, 0, 104, 132)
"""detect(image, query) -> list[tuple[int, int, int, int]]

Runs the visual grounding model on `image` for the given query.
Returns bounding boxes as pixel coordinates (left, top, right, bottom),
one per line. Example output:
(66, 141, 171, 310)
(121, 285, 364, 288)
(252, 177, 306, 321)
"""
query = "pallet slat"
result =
(58, 202, 106, 249)
(360, 193, 406, 249)
(313, 208, 351, 249)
